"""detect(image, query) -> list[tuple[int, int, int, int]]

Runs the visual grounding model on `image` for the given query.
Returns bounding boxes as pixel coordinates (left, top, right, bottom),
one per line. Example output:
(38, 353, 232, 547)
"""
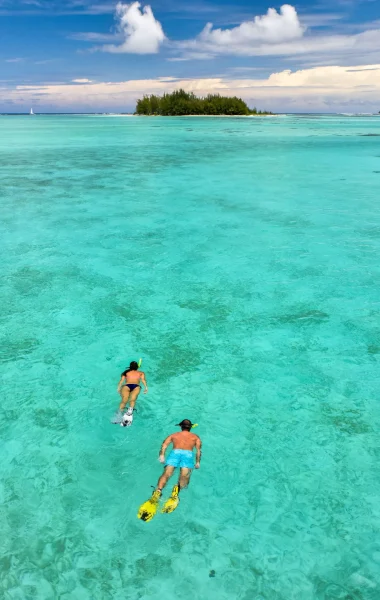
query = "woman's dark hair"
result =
(121, 361, 139, 377)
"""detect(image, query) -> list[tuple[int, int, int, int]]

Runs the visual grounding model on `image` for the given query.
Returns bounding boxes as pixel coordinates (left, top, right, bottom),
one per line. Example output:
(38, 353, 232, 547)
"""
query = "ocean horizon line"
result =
(1, 111, 380, 117)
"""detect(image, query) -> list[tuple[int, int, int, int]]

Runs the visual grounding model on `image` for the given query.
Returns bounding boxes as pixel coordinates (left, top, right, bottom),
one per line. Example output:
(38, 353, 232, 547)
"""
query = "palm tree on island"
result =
(135, 89, 273, 116)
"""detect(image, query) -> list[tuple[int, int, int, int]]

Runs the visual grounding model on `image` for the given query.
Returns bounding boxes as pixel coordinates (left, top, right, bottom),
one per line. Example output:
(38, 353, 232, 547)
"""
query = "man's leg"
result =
(138, 466, 175, 522)
(161, 468, 187, 514)
(157, 466, 175, 491)
(178, 468, 192, 490)
(119, 386, 130, 411)
(129, 386, 141, 410)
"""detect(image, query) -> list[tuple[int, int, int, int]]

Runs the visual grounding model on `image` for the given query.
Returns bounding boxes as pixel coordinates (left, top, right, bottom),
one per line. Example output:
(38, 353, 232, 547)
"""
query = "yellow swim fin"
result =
(161, 485, 180, 514)
(137, 490, 161, 522)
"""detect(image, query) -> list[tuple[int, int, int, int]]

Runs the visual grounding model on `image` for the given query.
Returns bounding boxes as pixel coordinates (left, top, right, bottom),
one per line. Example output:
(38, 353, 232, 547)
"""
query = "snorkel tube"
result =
(176, 419, 198, 430)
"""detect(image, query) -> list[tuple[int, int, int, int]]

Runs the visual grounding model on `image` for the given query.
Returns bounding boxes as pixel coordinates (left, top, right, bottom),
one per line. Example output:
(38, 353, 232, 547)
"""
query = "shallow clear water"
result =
(1, 114, 380, 600)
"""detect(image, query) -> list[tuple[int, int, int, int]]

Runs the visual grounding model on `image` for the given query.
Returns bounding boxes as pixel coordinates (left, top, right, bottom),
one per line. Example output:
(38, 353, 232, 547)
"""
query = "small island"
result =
(135, 89, 273, 116)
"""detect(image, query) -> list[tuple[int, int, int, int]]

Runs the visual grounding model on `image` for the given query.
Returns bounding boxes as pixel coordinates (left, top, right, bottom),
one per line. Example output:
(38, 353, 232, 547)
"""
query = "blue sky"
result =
(0, 0, 380, 112)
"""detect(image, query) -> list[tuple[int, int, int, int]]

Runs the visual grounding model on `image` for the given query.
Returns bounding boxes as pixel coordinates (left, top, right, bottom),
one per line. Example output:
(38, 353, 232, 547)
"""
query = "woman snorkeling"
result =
(117, 361, 148, 422)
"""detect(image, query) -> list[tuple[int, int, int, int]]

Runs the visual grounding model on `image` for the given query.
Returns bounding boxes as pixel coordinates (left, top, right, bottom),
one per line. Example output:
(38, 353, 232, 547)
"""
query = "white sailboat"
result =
(30, 108, 34, 115)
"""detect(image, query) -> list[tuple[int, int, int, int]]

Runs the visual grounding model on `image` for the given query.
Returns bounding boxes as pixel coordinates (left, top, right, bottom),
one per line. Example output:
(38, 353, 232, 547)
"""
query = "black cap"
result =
(177, 419, 193, 430)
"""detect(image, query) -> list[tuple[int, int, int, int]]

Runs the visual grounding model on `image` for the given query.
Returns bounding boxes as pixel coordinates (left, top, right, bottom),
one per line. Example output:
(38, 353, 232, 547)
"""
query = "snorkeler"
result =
(115, 361, 148, 426)
(137, 419, 202, 522)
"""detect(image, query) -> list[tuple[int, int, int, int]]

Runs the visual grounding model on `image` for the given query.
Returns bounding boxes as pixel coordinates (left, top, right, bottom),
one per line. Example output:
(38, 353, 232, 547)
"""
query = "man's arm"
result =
(195, 436, 202, 469)
(140, 371, 148, 394)
(159, 435, 172, 463)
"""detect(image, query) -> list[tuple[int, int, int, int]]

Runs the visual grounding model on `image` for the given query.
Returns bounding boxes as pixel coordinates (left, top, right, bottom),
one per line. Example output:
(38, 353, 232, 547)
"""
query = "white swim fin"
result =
(121, 407, 134, 427)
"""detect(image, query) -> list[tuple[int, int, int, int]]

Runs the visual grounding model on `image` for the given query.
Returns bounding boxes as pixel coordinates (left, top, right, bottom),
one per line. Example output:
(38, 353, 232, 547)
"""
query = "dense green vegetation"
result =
(135, 89, 273, 116)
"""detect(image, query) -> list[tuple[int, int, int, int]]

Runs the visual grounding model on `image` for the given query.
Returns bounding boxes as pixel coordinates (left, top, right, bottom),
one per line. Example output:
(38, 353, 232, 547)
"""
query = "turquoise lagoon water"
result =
(1, 114, 380, 600)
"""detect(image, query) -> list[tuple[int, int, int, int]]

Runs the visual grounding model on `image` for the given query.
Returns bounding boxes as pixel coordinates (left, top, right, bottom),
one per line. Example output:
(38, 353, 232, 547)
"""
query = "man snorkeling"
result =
(138, 419, 202, 522)
(115, 360, 148, 426)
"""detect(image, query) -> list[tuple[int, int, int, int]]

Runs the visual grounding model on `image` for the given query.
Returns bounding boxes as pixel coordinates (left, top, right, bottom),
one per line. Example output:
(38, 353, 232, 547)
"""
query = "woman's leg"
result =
(129, 386, 141, 410)
(119, 386, 130, 411)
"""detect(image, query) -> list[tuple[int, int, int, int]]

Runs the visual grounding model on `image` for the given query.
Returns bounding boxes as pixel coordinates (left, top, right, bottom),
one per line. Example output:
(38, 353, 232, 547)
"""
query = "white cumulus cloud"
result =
(174, 5, 380, 64)
(76, 3, 380, 65)
(180, 4, 305, 57)
(199, 5, 304, 47)
(101, 1, 165, 54)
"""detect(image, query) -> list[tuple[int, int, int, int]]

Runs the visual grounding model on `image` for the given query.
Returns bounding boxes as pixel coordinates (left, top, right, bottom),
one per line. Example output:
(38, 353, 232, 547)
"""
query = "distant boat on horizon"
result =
(30, 108, 34, 115)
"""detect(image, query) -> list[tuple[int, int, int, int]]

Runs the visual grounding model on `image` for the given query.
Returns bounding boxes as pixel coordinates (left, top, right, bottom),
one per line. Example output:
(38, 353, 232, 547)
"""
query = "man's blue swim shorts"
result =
(165, 449, 195, 469)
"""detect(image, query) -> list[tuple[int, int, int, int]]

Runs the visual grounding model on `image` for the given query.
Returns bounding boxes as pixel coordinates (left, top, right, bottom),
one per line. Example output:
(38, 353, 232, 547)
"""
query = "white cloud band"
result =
(2, 64, 380, 112)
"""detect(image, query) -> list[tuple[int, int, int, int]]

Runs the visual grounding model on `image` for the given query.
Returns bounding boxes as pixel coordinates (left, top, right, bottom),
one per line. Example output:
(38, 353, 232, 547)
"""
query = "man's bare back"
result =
(167, 430, 199, 451)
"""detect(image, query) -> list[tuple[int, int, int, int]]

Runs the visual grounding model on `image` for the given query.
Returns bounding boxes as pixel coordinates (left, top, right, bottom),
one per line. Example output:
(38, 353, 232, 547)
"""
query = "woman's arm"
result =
(117, 376, 125, 394)
(140, 371, 148, 394)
